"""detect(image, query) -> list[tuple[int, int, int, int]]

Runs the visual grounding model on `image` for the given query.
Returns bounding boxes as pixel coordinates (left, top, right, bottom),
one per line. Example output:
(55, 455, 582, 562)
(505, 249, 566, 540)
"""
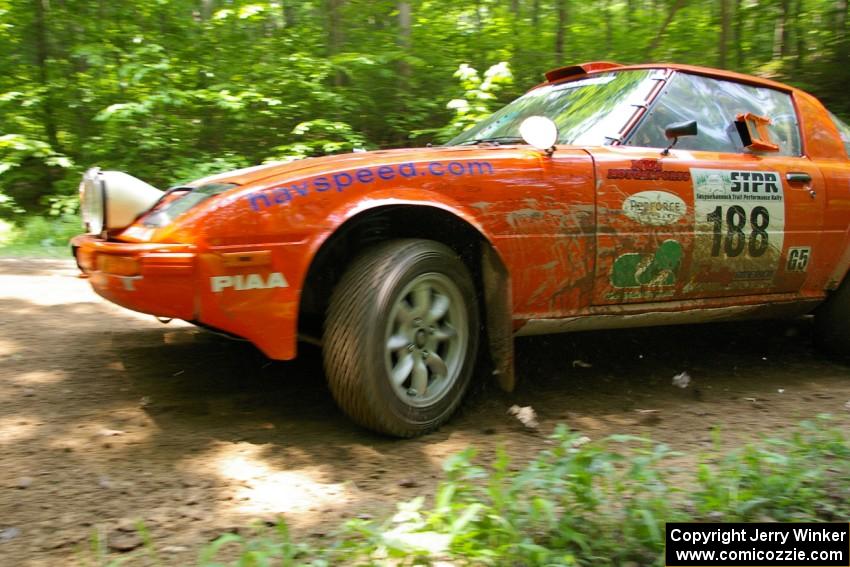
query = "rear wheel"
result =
(814, 275, 850, 357)
(323, 239, 480, 437)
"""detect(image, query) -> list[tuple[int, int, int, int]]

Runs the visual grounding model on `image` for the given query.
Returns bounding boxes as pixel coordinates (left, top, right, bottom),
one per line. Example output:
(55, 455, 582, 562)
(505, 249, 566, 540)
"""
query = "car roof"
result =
(542, 61, 798, 94)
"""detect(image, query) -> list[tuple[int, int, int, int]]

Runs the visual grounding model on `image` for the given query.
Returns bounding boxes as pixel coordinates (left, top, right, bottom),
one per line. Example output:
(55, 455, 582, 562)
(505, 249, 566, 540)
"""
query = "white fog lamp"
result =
(519, 116, 558, 156)
(80, 167, 106, 235)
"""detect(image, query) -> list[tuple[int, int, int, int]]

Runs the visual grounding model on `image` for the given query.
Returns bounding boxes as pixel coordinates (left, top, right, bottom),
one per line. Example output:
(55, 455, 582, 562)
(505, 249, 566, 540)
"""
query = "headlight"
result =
(78, 168, 163, 235)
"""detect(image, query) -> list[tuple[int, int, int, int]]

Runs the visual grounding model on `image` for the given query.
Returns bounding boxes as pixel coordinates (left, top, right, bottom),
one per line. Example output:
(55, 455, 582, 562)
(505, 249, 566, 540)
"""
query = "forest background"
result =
(1, 0, 848, 243)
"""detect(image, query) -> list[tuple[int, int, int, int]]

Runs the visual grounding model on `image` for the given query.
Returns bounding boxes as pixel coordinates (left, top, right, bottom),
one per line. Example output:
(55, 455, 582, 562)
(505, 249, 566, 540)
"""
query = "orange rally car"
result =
(72, 62, 850, 437)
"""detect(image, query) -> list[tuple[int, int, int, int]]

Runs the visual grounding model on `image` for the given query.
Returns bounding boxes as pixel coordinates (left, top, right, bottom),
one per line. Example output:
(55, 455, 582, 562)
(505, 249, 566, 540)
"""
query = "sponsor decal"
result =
(786, 246, 811, 272)
(611, 240, 683, 288)
(246, 160, 495, 212)
(622, 190, 686, 226)
(210, 272, 289, 292)
(690, 168, 784, 287)
(606, 289, 675, 301)
(695, 169, 782, 200)
(607, 159, 690, 182)
(734, 270, 774, 280)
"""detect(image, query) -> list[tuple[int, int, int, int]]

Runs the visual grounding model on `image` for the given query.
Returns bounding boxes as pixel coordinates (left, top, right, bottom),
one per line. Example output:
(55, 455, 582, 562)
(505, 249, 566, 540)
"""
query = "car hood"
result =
(185, 146, 507, 188)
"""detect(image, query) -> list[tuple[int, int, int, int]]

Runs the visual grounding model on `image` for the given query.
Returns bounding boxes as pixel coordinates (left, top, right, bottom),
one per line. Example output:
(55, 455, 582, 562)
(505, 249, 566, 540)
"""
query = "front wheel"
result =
(323, 239, 480, 437)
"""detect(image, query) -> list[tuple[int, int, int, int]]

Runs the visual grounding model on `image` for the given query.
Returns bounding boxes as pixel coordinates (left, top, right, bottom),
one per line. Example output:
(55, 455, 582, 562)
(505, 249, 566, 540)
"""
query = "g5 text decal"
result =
(210, 272, 289, 292)
(690, 168, 784, 287)
(786, 247, 811, 272)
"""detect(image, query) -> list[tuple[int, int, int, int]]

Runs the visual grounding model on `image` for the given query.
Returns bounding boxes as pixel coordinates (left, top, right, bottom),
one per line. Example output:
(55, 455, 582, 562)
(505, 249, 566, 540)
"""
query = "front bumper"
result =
(71, 234, 302, 360)
(71, 234, 197, 320)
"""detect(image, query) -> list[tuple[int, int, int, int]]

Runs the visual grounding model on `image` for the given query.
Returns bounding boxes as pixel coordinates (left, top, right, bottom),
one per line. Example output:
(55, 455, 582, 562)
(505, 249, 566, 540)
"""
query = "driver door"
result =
(592, 71, 823, 305)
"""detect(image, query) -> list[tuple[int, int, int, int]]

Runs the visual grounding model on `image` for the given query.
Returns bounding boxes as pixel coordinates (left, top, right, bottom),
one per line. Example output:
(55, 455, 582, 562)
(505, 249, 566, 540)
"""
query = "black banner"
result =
(666, 523, 849, 566)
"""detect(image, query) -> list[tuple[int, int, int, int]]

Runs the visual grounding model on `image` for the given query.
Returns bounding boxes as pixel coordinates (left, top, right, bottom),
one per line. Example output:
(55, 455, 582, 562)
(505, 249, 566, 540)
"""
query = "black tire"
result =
(323, 239, 480, 437)
(814, 275, 850, 356)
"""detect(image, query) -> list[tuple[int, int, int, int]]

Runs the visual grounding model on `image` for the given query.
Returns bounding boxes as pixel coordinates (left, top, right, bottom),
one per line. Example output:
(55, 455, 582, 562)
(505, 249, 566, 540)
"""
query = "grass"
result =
(77, 416, 849, 566)
(0, 215, 80, 257)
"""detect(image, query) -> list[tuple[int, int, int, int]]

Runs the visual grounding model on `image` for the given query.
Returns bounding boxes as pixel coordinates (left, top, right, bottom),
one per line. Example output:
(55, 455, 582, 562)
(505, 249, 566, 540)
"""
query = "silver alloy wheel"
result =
(384, 272, 468, 407)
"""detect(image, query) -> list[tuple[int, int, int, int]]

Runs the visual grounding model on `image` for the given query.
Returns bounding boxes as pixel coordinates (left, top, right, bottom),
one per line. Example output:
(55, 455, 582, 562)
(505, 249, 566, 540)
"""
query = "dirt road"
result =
(1, 258, 848, 565)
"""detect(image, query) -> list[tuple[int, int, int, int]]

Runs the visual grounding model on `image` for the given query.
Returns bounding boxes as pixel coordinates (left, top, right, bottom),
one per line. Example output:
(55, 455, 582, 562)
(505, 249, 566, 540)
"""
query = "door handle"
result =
(786, 172, 812, 184)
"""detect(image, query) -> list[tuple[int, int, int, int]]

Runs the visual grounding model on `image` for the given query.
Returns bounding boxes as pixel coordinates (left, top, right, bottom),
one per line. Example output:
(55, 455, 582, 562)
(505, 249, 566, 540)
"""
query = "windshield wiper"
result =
(459, 136, 524, 146)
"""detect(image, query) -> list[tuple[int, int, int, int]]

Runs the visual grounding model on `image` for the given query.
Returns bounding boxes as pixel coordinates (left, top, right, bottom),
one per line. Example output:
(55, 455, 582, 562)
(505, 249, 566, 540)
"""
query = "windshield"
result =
(447, 69, 663, 147)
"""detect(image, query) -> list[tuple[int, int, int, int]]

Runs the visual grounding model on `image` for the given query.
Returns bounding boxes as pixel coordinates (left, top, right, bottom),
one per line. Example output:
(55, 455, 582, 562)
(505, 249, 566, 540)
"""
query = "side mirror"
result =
(662, 120, 698, 156)
(519, 116, 558, 156)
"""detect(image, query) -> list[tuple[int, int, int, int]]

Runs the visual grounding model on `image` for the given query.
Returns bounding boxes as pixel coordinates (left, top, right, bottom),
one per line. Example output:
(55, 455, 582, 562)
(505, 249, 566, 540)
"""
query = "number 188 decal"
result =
(786, 246, 811, 272)
(706, 205, 770, 258)
(691, 168, 785, 288)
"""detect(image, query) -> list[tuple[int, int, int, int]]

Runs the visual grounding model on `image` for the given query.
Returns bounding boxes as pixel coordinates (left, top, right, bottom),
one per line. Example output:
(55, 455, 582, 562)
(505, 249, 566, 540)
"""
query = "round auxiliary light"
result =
(519, 115, 559, 151)
(78, 168, 163, 235)
(98, 171, 163, 230)
(79, 167, 105, 235)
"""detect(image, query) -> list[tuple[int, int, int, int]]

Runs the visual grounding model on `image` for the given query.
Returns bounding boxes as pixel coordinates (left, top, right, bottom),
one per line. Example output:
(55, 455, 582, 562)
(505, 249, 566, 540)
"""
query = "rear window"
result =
(828, 111, 850, 158)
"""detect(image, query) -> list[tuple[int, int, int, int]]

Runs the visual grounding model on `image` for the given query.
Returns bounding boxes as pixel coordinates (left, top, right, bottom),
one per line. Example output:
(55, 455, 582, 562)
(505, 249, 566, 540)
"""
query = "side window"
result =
(627, 72, 802, 156)
(828, 111, 850, 158)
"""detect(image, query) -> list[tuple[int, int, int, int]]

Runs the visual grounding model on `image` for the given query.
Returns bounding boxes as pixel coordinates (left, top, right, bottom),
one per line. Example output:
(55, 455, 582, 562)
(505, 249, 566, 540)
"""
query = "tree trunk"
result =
(31, 0, 60, 202)
(398, 1, 411, 48)
(509, 0, 521, 66)
(718, 0, 730, 67)
(772, 0, 790, 60)
(398, 1, 411, 76)
(532, 0, 540, 26)
(327, 0, 343, 55)
(555, 0, 567, 64)
(645, 0, 687, 57)
(326, 0, 344, 85)
(734, 0, 743, 67)
(33, 0, 61, 153)
(283, 2, 296, 28)
(836, 0, 849, 66)
(793, 0, 804, 68)
(200, 0, 214, 20)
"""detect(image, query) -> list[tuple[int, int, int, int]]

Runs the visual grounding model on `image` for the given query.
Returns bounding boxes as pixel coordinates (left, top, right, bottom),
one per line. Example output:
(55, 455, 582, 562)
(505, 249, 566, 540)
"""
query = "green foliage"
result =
(0, 218, 16, 246)
(693, 416, 850, 522)
(0, 214, 81, 256)
(434, 61, 513, 142)
(0, 133, 73, 177)
(269, 119, 370, 161)
(76, 420, 849, 566)
(197, 522, 317, 566)
(172, 156, 252, 186)
(0, 133, 75, 213)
